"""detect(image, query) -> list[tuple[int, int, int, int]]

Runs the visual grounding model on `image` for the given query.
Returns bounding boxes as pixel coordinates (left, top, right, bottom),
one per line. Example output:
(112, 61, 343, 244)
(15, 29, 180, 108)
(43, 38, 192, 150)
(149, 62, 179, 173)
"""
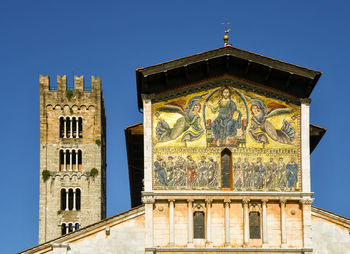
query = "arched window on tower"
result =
(221, 149, 232, 189)
(78, 117, 83, 138)
(193, 211, 205, 239)
(78, 150, 82, 171)
(66, 117, 71, 138)
(60, 189, 66, 210)
(61, 223, 67, 236)
(68, 223, 74, 233)
(249, 211, 261, 239)
(76, 188, 81, 210)
(59, 117, 64, 138)
(75, 223, 80, 230)
(59, 150, 64, 171)
(68, 188, 74, 210)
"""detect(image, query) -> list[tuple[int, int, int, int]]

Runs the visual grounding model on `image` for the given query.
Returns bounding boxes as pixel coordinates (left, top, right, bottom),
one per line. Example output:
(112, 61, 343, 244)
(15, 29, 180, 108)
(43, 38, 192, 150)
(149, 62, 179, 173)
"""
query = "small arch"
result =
(75, 223, 80, 230)
(54, 104, 62, 110)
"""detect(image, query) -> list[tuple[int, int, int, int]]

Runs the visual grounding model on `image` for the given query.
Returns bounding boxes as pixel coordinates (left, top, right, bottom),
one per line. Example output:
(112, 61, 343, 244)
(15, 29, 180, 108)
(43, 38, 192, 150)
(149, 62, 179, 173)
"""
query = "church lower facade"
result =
(20, 45, 350, 254)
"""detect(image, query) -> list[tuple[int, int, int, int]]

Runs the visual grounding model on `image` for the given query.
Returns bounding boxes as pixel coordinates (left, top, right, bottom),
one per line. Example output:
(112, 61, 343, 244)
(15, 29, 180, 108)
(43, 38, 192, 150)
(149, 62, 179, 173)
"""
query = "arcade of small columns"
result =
(146, 197, 313, 248)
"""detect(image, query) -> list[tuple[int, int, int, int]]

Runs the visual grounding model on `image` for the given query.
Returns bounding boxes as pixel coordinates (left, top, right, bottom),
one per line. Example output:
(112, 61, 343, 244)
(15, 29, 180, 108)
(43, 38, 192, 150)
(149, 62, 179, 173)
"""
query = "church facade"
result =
(20, 45, 350, 254)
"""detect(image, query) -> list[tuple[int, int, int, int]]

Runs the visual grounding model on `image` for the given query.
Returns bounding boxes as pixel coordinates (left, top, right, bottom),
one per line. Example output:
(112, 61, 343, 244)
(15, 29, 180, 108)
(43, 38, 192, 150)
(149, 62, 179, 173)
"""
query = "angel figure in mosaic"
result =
(155, 94, 207, 143)
(249, 97, 296, 146)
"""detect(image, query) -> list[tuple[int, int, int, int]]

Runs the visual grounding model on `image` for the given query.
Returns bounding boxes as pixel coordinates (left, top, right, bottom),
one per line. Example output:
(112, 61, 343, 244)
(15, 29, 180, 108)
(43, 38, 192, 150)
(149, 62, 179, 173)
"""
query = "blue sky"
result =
(1, 1, 349, 253)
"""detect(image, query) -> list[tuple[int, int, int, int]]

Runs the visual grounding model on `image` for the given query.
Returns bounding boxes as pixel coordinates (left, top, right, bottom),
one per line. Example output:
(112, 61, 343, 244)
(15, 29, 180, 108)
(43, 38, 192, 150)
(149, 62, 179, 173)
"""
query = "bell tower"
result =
(38, 75, 106, 243)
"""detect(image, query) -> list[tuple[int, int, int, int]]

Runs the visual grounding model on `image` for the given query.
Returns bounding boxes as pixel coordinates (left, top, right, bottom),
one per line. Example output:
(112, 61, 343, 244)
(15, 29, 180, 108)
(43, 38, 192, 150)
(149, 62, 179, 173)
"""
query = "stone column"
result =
(75, 118, 79, 138)
(75, 151, 79, 171)
(69, 150, 72, 171)
(63, 150, 67, 171)
(205, 199, 212, 247)
(262, 199, 268, 248)
(187, 199, 194, 247)
(69, 117, 73, 138)
(242, 198, 250, 247)
(300, 198, 314, 249)
(224, 199, 231, 247)
(142, 95, 153, 193)
(65, 190, 69, 211)
(63, 118, 67, 138)
(169, 199, 175, 246)
(280, 198, 287, 248)
(142, 196, 155, 250)
(301, 99, 311, 193)
(73, 189, 76, 211)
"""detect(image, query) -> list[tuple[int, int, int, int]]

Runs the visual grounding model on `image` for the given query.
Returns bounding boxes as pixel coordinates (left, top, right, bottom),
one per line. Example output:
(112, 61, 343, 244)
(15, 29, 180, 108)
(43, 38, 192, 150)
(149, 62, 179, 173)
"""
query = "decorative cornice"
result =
(300, 198, 314, 205)
(261, 199, 269, 205)
(147, 247, 313, 253)
(300, 98, 312, 105)
(142, 196, 155, 204)
(280, 198, 287, 205)
(242, 198, 250, 204)
(151, 78, 302, 106)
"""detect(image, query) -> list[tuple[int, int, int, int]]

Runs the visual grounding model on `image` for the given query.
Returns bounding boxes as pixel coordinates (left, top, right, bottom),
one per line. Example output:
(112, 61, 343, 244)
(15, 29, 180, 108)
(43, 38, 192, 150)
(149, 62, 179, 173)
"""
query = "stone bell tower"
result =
(38, 75, 106, 243)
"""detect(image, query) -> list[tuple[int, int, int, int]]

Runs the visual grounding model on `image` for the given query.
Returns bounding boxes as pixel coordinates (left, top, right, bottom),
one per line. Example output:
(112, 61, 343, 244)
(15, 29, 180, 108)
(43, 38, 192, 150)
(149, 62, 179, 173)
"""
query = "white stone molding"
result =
(280, 198, 287, 248)
(224, 199, 231, 247)
(301, 101, 311, 193)
(261, 199, 268, 248)
(242, 198, 250, 246)
(142, 96, 153, 193)
(205, 199, 213, 247)
(187, 199, 194, 247)
(300, 198, 314, 248)
(168, 199, 175, 246)
(51, 243, 70, 254)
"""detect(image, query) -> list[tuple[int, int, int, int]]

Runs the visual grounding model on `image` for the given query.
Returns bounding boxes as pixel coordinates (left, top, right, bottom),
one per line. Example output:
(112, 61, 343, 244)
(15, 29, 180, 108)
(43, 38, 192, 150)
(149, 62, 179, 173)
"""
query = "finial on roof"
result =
(222, 20, 232, 47)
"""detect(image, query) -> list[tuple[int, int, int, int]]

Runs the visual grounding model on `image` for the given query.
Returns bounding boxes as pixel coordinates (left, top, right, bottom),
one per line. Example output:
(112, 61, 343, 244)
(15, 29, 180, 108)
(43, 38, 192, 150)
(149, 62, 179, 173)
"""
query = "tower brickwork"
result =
(39, 75, 106, 243)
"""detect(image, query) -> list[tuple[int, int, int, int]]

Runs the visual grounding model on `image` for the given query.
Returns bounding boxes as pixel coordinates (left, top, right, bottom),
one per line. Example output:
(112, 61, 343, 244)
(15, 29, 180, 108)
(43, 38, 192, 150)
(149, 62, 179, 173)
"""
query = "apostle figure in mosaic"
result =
(243, 157, 253, 189)
(209, 87, 243, 146)
(166, 156, 176, 186)
(186, 155, 198, 185)
(249, 97, 295, 146)
(154, 156, 167, 186)
(265, 157, 277, 189)
(233, 157, 244, 189)
(276, 157, 288, 189)
(174, 156, 186, 186)
(286, 157, 298, 189)
(194, 156, 208, 187)
(207, 157, 218, 187)
(254, 157, 266, 189)
(155, 94, 207, 143)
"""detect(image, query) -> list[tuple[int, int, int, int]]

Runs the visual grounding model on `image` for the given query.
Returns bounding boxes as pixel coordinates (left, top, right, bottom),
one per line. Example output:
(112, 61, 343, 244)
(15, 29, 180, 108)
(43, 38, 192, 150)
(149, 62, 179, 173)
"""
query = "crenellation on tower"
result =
(38, 74, 106, 243)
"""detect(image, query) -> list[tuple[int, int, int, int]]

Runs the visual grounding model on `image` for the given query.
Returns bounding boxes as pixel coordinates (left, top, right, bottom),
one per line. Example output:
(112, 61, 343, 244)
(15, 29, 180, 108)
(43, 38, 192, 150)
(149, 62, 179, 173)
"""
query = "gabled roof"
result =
(18, 205, 145, 254)
(136, 46, 322, 110)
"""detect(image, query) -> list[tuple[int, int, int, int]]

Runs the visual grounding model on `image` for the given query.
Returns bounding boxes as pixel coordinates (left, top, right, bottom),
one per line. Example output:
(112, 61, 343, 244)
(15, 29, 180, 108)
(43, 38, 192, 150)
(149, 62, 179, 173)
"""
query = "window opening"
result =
(60, 189, 66, 210)
(76, 188, 81, 210)
(61, 223, 66, 235)
(193, 211, 205, 239)
(68, 189, 74, 210)
(221, 149, 232, 189)
(249, 211, 261, 239)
